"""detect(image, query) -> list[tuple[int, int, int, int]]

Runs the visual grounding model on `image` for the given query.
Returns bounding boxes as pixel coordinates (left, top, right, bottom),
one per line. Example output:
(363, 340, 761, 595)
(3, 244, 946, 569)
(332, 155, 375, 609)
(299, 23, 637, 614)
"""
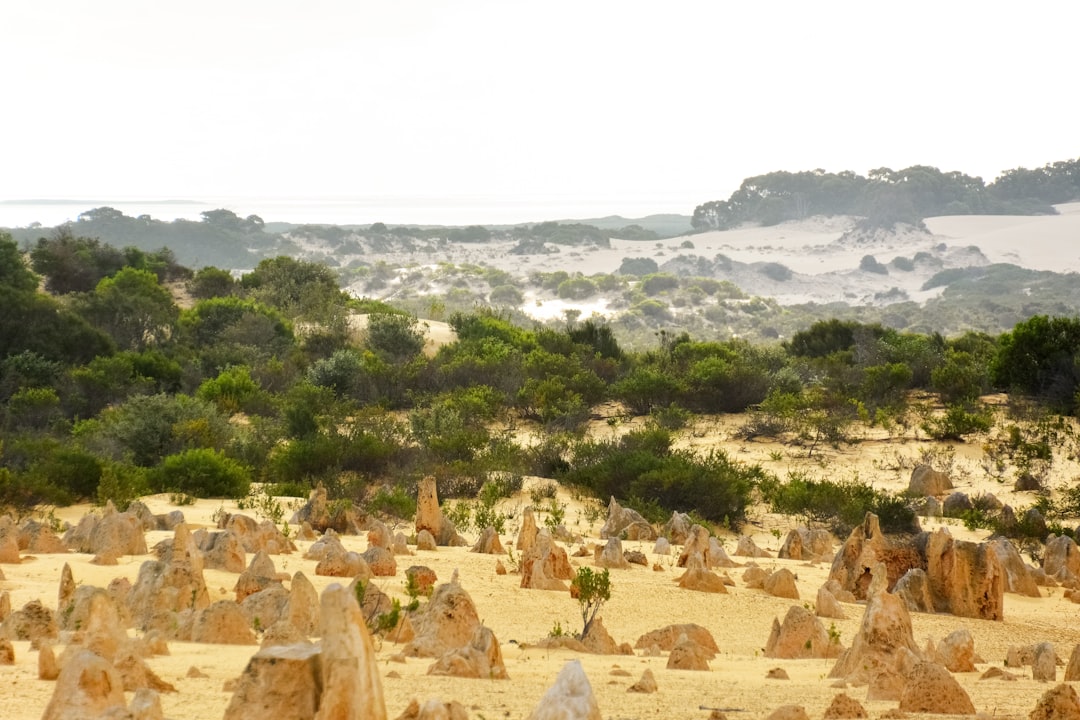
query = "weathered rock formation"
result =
(828, 563, 923, 700)
(41, 649, 127, 720)
(528, 660, 601, 720)
(763, 568, 800, 599)
(1030, 683, 1080, 720)
(666, 633, 712, 670)
(519, 529, 573, 591)
(599, 496, 656, 541)
(778, 526, 833, 561)
(765, 605, 841, 659)
(471, 526, 504, 554)
(427, 625, 509, 679)
(897, 661, 976, 715)
(415, 476, 467, 546)
(595, 537, 631, 569)
(735, 535, 771, 558)
(403, 579, 481, 658)
(635, 623, 719, 654)
(63, 502, 147, 557)
(908, 464, 953, 496)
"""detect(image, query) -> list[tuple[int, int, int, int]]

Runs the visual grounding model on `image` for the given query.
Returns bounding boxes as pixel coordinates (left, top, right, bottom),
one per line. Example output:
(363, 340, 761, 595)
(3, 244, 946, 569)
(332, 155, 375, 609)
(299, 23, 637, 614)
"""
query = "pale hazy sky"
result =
(2, 1, 1077, 217)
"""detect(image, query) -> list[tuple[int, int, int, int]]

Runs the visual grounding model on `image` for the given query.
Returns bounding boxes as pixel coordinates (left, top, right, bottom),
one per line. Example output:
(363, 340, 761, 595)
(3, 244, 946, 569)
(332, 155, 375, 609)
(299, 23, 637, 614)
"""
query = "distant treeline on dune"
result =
(692, 157, 1080, 232)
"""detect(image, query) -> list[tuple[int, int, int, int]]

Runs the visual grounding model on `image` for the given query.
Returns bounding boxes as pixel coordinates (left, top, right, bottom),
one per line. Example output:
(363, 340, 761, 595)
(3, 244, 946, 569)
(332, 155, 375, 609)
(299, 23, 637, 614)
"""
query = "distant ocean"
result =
(0, 196, 688, 228)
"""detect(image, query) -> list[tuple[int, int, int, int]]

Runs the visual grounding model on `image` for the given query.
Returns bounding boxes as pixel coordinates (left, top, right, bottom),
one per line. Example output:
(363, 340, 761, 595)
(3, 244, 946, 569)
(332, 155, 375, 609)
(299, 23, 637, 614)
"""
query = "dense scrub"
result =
(4, 231, 1080, 541)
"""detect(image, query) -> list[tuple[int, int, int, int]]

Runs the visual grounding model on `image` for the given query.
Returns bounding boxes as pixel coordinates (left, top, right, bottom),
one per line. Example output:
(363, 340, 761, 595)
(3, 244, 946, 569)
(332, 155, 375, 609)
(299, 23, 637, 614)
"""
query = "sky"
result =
(2, 1, 1077, 221)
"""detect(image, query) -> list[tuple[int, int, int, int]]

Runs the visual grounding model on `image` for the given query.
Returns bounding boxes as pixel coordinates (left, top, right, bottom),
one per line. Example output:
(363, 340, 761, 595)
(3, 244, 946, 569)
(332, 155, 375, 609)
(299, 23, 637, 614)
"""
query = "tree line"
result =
(691, 157, 1080, 231)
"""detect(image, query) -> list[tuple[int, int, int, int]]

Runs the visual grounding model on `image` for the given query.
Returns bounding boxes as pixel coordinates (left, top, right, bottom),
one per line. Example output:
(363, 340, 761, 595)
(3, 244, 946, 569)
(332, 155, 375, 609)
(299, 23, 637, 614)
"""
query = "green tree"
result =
(188, 266, 236, 299)
(78, 268, 179, 351)
(992, 315, 1080, 411)
(571, 567, 611, 638)
(365, 312, 426, 364)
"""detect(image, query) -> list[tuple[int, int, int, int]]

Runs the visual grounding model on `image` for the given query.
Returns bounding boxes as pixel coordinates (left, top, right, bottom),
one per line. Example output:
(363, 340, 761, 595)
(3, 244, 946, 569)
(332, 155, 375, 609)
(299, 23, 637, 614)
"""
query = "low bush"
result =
(759, 471, 918, 535)
(154, 448, 251, 498)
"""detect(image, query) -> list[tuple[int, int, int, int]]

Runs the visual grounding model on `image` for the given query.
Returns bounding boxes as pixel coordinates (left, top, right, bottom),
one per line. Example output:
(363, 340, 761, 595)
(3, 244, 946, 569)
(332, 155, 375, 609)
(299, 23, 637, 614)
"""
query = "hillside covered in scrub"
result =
(5, 228, 1080, 549)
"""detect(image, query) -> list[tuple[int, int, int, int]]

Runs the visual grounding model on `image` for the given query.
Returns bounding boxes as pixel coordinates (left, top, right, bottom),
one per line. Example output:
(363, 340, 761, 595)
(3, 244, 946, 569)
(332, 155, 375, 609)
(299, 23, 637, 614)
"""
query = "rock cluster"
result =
(599, 496, 656, 541)
(415, 476, 467, 546)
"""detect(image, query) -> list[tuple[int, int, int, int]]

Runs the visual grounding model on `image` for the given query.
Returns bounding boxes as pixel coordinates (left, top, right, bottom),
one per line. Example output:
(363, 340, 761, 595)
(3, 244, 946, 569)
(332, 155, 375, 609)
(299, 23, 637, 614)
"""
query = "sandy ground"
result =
(5, 412, 1080, 719)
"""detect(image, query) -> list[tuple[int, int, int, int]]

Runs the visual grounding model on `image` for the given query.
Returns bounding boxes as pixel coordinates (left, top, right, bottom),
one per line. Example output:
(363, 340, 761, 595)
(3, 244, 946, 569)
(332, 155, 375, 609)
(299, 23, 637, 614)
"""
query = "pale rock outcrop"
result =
(405, 566, 438, 597)
(195, 529, 246, 574)
(1043, 534, 1080, 583)
(367, 520, 393, 550)
(599, 496, 656, 541)
(580, 616, 631, 655)
(39, 640, 59, 679)
(80, 591, 128, 662)
(661, 512, 692, 544)
(0, 515, 20, 563)
(416, 530, 437, 551)
(191, 600, 256, 645)
(289, 484, 362, 535)
(828, 513, 922, 601)
(516, 506, 539, 553)
(427, 625, 509, 679)
(1030, 683, 1080, 720)
(392, 532, 413, 556)
(1034, 641, 1057, 682)
(990, 538, 1041, 596)
(678, 553, 728, 593)
(635, 623, 719, 654)
(709, 537, 739, 568)
(828, 563, 923, 701)
(41, 649, 127, 720)
(528, 660, 601, 720)
(942, 491, 973, 516)
(1065, 643, 1080, 681)
(766, 706, 810, 720)
(742, 564, 767, 589)
(471, 526, 504, 554)
(823, 693, 867, 719)
(241, 585, 290, 633)
(893, 568, 935, 613)
(653, 538, 671, 555)
(127, 523, 209, 637)
(0, 598, 58, 643)
(404, 579, 481, 658)
(908, 464, 953, 496)
(63, 503, 147, 557)
(285, 572, 320, 637)
(234, 551, 283, 602)
(415, 476, 466, 546)
(765, 605, 841, 659)
(259, 619, 307, 648)
(17, 518, 68, 554)
(224, 584, 387, 720)
(520, 529, 573, 591)
(934, 628, 977, 673)
(897, 661, 976, 715)
(595, 537, 631, 569)
(114, 643, 176, 693)
(223, 642, 323, 720)
(924, 527, 1004, 620)
(816, 584, 846, 620)
(735, 535, 771, 558)
(677, 525, 713, 567)
(362, 545, 398, 576)
(128, 688, 166, 720)
(763, 568, 800, 599)
(627, 667, 657, 693)
(225, 513, 296, 555)
(315, 583, 387, 720)
(779, 526, 833, 561)
(395, 698, 470, 720)
(0, 637, 13, 664)
(666, 633, 712, 670)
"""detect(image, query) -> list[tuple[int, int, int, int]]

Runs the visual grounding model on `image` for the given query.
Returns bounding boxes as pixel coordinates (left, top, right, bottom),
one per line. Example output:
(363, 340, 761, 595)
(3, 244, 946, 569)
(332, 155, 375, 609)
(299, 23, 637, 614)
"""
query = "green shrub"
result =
(759, 471, 917, 535)
(154, 448, 251, 498)
(364, 484, 417, 521)
(561, 428, 762, 528)
(921, 403, 993, 441)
